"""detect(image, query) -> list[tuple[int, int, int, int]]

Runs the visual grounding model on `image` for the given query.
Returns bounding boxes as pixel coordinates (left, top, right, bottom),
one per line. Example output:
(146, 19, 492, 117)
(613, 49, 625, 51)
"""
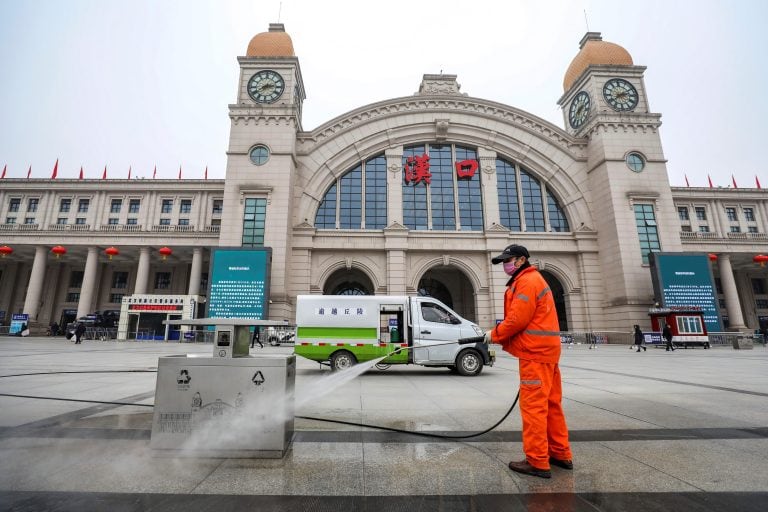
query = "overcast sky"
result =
(1, 0, 766, 187)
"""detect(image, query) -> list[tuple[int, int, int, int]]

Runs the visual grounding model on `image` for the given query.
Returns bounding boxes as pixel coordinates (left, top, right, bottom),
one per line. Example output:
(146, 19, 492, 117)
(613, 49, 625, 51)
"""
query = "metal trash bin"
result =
(732, 334, 754, 350)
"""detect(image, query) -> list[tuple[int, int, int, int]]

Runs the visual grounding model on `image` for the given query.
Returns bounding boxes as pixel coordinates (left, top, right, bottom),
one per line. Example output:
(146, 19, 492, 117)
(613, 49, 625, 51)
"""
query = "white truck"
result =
(294, 295, 494, 376)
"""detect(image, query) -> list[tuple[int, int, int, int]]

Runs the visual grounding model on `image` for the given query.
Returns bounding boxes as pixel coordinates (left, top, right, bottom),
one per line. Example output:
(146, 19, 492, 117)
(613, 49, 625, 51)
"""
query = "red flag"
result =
(757, 176, 762, 189)
(51, 158, 58, 179)
(102, 166, 107, 180)
(128, 166, 132, 180)
(79, 166, 84, 179)
(204, 166, 208, 180)
(1, 164, 6, 179)
(708, 174, 713, 188)
(178, 165, 182, 180)
(732, 174, 738, 189)
(27, 165, 32, 179)
(685, 174, 690, 187)
(152, 165, 157, 179)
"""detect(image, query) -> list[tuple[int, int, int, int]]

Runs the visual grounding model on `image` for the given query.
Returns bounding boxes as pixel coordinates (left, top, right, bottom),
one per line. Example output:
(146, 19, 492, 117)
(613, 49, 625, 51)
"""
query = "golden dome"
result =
(563, 32, 633, 92)
(246, 23, 294, 57)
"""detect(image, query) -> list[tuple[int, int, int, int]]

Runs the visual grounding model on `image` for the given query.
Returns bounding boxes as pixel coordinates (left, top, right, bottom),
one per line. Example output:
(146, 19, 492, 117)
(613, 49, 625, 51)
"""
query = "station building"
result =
(1, 24, 766, 336)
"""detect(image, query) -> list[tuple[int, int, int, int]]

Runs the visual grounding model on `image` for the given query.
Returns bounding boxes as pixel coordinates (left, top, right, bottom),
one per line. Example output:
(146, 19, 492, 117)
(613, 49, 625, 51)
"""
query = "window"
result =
(159, 218, 171, 226)
(178, 218, 189, 226)
(748, 226, 759, 233)
(756, 299, 768, 309)
(365, 155, 388, 229)
(315, 184, 337, 228)
(676, 316, 704, 334)
(339, 166, 362, 229)
(108, 218, 119, 225)
(57, 218, 67, 225)
(726, 207, 737, 221)
(744, 208, 755, 222)
(719, 298, 726, 309)
(714, 278, 723, 294)
(154, 272, 172, 289)
(129, 199, 140, 213)
(730, 226, 741, 233)
(110, 199, 122, 213)
(548, 192, 570, 232)
(180, 199, 192, 214)
(161, 199, 173, 213)
(681, 225, 692, 232)
(5, 217, 15, 224)
(212, 200, 223, 214)
(634, 204, 661, 264)
(24, 217, 35, 224)
(420, 302, 458, 324)
(75, 218, 86, 225)
(249, 145, 270, 165)
(69, 271, 84, 288)
(112, 272, 129, 289)
(109, 293, 124, 303)
(211, 218, 221, 227)
(60, 199, 71, 212)
(242, 198, 267, 247)
(626, 152, 645, 172)
(66, 292, 80, 302)
(520, 170, 545, 232)
(127, 218, 138, 225)
(753, 279, 766, 295)
(78, 199, 89, 213)
(27, 198, 39, 212)
(678, 207, 689, 221)
(9, 198, 20, 212)
(698, 225, 710, 233)
(695, 207, 707, 221)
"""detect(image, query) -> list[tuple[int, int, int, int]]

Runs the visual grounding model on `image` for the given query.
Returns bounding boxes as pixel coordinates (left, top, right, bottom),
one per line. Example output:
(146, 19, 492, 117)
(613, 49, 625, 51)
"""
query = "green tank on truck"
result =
(294, 295, 494, 376)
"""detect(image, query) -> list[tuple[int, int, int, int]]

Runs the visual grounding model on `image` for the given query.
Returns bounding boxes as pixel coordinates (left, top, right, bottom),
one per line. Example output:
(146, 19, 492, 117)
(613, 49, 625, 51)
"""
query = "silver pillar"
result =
(23, 246, 48, 321)
(135, 247, 151, 295)
(718, 254, 747, 330)
(76, 247, 99, 319)
(188, 247, 203, 296)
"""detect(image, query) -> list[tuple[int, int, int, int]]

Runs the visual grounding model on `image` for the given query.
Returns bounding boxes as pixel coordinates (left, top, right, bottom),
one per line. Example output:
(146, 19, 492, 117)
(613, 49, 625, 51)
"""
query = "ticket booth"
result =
(118, 294, 202, 341)
(648, 307, 710, 349)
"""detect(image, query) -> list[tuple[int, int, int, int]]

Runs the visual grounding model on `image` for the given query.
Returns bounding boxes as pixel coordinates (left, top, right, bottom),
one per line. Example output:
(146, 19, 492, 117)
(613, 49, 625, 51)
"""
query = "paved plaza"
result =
(0, 337, 766, 511)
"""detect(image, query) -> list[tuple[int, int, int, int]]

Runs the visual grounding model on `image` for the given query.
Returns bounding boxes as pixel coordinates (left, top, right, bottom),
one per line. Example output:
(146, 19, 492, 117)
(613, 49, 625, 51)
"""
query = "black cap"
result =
(491, 244, 530, 264)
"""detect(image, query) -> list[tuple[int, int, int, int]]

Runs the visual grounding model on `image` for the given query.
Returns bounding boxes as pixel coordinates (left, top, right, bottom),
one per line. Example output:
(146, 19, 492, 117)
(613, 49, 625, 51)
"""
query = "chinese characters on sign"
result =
(314, 307, 366, 317)
(207, 249, 271, 319)
(403, 154, 480, 185)
(662, 284, 720, 328)
(209, 279, 266, 318)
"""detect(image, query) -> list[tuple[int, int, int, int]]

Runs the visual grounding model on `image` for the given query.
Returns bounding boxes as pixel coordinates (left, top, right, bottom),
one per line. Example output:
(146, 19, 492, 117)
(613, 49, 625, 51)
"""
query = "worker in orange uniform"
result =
(485, 244, 573, 479)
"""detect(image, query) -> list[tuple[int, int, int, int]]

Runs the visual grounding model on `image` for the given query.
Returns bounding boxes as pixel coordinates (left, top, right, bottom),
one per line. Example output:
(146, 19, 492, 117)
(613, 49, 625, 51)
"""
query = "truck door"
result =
(412, 299, 461, 364)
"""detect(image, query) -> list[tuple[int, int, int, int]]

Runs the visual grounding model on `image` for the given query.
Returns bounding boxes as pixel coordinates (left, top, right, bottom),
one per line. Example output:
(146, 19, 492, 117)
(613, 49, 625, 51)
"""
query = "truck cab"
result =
(294, 295, 494, 376)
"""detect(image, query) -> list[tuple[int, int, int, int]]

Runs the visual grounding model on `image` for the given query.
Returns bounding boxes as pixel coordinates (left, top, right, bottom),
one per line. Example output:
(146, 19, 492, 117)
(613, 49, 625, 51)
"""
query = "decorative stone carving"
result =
(417, 74, 464, 96)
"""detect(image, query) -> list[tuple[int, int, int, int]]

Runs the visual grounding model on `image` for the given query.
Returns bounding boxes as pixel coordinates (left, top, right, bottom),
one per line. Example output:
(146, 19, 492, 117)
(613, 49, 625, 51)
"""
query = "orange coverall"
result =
(491, 266, 572, 470)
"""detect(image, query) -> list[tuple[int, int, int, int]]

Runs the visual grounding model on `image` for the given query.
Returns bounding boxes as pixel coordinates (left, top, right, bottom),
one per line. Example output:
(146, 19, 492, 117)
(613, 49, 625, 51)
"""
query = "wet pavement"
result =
(0, 337, 766, 511)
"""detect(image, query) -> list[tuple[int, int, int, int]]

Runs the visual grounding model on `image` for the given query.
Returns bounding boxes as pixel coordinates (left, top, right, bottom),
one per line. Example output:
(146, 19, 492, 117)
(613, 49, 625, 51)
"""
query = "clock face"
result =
(568, 91, 591, 129)
(247, 70, 285, 103)
(603, 78, 638, 111)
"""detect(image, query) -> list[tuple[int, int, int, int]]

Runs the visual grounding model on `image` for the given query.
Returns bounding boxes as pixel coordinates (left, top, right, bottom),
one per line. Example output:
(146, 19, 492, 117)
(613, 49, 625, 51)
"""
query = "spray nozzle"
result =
(457, 336, 485, 345)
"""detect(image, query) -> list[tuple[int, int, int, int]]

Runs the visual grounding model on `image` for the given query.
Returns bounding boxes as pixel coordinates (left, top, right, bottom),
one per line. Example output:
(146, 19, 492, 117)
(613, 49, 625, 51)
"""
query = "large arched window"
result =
(402, 143, 484, 231)
(314, 155, 387, 229)
(496, 157, 570, 232)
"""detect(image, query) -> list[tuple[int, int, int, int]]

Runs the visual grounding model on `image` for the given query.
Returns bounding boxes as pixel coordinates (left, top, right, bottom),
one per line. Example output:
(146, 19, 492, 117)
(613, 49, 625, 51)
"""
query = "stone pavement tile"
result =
(193, 443, 364, 495)
(0, 397, 85, 427)
(605, 439, 768, 492)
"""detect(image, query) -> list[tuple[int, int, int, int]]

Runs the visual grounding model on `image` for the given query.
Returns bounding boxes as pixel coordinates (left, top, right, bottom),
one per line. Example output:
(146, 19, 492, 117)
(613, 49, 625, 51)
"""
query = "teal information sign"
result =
(207, 248, 271, 319)
(649, 253, 722, 332)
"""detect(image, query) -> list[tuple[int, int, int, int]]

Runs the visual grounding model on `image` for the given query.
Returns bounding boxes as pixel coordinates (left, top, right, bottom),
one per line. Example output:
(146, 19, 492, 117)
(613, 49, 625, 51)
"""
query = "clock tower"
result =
(557, 32, 683, 329)
(219, 23, 306, 320)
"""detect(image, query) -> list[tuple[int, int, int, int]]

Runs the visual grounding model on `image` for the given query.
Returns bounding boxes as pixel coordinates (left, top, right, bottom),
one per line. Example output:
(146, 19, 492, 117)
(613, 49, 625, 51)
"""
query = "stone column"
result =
(187, 247, 203, 296)
(134, 247, 151, 295)
(718, 254, 746, 330)
(77, 247, 99, 319)
(23, 246, 48, 321)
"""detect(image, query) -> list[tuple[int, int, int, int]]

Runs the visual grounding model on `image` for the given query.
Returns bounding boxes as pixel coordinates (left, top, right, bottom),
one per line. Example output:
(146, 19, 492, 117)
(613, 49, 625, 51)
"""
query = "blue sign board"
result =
(207, 248, 271, 319)
(649, 253, 722, 333)
(10, 313, 29, 335)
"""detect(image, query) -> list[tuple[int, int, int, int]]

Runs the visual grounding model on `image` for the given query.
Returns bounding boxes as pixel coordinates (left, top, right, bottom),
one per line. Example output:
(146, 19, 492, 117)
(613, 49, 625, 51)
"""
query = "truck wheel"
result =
(331, 351, 357, 371)
(455, 349, 483, 376)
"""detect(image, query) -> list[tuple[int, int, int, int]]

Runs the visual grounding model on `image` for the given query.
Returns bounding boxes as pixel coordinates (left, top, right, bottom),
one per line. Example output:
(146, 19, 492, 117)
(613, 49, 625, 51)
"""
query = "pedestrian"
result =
(662, 323, 675, 351)
(587, 332, 597, 349)
(74, 322, 86, 344)
(485, 244, 573, 479)
(49, 322, 60, 336)
(633, 324, 646, 352)
(251, 326, 263, 349)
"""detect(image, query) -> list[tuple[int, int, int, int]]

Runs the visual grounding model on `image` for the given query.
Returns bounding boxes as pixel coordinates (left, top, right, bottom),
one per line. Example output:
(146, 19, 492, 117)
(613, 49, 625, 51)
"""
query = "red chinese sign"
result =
(455, 159, 478, 179)
(404, 154, 432, 185)
(129, 304, 184, 311)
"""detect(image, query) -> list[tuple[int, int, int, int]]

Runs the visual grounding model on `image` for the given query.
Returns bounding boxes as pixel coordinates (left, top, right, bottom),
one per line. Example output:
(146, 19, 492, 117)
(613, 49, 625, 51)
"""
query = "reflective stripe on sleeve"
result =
(525, 329, 561, 336)
(537, 287, 551, 300)
(520, 379, 541, 385)
(516, 293, 530, 302)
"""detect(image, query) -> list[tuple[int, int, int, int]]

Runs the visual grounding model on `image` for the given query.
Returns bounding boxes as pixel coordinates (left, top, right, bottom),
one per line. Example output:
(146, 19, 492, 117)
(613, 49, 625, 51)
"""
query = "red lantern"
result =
(708, 253, 718, 262)
(105, 247, 120, 260)
(0, 245, 12, 258)
(159, 247, 173, 260)
(754, 255, 768, 267)
(51, 245, 67, 258)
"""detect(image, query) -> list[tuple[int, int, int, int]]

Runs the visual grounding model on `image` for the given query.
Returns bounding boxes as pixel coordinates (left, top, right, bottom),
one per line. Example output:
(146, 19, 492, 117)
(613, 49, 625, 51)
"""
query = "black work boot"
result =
(508, 459, 551, 479)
